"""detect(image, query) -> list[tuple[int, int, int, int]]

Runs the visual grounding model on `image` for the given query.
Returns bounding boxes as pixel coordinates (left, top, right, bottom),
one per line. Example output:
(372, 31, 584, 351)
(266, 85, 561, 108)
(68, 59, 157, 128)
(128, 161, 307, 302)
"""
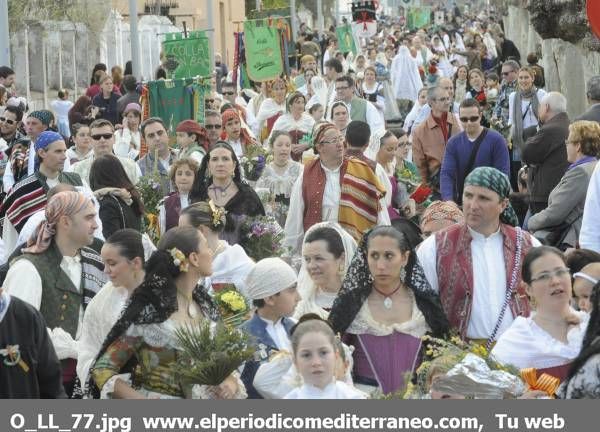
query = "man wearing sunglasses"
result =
(492, 60, 520, 127)
(204, 110, 223, 147)
(440, 99, 510, 204)
(0, 106, 24, 150)
(69, 119, 141, 186)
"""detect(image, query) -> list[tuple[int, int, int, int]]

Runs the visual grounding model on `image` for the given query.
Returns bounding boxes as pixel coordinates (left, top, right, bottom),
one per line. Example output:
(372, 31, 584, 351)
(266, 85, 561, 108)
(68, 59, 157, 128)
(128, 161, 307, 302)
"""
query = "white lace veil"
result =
(294, 222, 358, 319)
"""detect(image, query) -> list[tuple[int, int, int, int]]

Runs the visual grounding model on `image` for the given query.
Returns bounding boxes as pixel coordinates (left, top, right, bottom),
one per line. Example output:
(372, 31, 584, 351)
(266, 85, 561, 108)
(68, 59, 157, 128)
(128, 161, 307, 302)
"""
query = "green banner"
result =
(244, 21, 284, 82)
(407, 7, 431, 31)
(162, 31, 211, 79)
(336, 25, 357, 55)
(148, 79, 195, 135)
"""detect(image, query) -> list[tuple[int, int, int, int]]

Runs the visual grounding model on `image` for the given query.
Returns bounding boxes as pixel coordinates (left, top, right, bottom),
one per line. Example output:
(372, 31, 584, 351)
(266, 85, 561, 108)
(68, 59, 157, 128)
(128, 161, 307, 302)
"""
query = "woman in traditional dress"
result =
(508, 66, 547, 176)
(403, 87, 429, 137)
(559, 281, 600, 398)
(220, 109, 256, 160)
(77, 229, 146, 386)
(66, 123, 93, 165)
(189, 142, 265, 245)
(358, 66, 384, 113)
(330, 101, 350, 135)
(158, 158, 199, 235)
(492, 246, 588, 382)
(89, 226, 245, 399)
(255, 132, 303, 227)
(269, 92, 315, 161)
(294, 222, 357, 320)
(256, 76, 288, 142)
(329, 226, 449, 395)
(179, 201, 254, 297)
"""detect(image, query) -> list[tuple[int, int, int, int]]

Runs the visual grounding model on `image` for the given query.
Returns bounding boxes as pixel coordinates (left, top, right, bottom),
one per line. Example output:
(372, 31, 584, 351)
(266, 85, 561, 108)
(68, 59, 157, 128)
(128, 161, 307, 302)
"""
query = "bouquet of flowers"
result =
(173, 321, 254, 387)
(240, 144, 268, 181)
(137, 173, 164, 244)
(400, 335, 525, 400)
(213, 286, 250, 328)
(239, 215, 288, 261)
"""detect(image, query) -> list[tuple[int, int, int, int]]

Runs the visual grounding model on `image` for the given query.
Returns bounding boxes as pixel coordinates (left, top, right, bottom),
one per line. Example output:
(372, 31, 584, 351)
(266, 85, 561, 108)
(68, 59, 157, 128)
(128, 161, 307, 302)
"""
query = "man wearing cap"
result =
(417, 167, 541, 341)
(175, 119, 208, 164)
(240, 257, 300, 399)
(3, 110, 72, 192)
(70, 119, 141, 185)
(0, 131, 84, 253)
(4, 191, 107, 397)
(113, 103, 142, 160)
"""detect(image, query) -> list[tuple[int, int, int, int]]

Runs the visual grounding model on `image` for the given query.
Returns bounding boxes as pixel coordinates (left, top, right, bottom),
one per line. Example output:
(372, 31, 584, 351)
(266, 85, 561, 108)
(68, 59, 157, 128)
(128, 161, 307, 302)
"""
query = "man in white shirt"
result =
(285, 122, 390, 253)
(69, 119, 141, 185)
(4, 191, 107, 396)
(137, 117, 177, 197)
(417, 167, 540, 341)
(3, 110, 72, 191)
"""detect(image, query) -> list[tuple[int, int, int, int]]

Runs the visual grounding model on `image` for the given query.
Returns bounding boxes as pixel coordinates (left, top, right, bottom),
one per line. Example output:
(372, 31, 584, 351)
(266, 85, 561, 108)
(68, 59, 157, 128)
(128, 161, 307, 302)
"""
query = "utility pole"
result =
(205, 0, 215, 73)
(129, 0, 143, 80)
(290, 0, 297, 38)
(0, 0, 10, 66)
(317, 0, 324, 33)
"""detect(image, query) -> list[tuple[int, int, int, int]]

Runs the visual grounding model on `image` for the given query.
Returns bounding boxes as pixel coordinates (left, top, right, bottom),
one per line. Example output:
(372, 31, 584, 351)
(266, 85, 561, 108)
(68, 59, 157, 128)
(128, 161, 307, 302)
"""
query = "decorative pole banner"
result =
(407, 7, 431, 31)
(351, 1, 378, 38)
(162, 31, 212, 79)
(336, 24, 358, 55)
(243, 21, 284, 82)
(589, 0, 600, 39)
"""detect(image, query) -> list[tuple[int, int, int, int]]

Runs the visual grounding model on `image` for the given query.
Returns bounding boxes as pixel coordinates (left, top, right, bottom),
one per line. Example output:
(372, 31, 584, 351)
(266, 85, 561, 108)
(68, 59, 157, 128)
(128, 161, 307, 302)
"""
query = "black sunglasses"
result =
(91, 133, 113, 141)
(0, 117, 16, 125)
(459, 116, 481, 123)
(205, 124, 222, 130)
(222, 91, 235, 96)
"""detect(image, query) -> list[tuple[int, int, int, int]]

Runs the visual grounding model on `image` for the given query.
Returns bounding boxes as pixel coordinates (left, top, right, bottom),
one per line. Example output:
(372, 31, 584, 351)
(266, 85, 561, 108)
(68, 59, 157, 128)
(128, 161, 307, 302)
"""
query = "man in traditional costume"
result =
(285, 122, 390, 252)
(0, 131, 84, 253)
(0, 287, 66, 398)
(417, 167, 541, 342)
(240, 258, 299, 399)
(70, 119, 141, 185)
(4, 191, 108, 396)
(329, 75, 384, 134)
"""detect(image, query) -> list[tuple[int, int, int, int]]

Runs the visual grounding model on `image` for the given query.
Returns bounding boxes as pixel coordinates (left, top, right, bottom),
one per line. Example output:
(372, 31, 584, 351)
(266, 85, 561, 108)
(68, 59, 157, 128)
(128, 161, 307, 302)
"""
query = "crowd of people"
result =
(1, 2, 600, 400)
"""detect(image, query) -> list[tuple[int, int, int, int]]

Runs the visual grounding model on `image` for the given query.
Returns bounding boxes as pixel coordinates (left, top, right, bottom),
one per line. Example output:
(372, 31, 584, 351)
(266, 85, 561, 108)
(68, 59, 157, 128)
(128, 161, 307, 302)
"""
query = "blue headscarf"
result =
(34, 131, 64, 171)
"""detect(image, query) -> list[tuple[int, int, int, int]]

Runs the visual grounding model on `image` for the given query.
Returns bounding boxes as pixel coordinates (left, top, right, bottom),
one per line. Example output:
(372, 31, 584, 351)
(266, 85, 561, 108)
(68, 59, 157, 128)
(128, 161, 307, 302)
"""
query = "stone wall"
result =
(501, 3, 600, 118)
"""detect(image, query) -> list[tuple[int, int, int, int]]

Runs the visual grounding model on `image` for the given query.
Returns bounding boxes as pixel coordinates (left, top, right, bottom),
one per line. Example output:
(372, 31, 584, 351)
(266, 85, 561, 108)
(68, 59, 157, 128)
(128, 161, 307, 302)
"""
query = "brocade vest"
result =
(435, 223, 533, 338)
(301, 159, 348, 233)
(164, 193, 182, 232)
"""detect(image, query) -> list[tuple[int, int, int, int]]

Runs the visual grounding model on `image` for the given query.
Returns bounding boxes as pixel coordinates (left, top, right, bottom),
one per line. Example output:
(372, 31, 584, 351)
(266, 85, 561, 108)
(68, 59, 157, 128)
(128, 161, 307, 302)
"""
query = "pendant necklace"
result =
(210, 179, 234, 198)
(177, 291, 198, 319)
(372, 282, 402, 310)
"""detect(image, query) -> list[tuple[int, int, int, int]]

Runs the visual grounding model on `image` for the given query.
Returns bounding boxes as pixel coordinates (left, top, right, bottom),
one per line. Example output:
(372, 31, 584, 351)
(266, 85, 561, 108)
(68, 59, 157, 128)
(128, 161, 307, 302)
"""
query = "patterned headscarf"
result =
(328, 227, 450, 337)
(420, 200, 464, 230)
(35, 131, 63, 152)
(464, 167, 519, 227)
(220, 109, 254, 145)
(27, 110, 54, 127)
(23, 191, 92, 254)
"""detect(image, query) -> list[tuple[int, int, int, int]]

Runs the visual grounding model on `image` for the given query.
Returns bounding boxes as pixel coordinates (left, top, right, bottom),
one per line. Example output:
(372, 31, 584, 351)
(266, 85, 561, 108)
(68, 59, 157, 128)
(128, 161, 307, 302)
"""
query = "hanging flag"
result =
(407, 7, 431, 31)
(244, 21, 284, 82)
(162, 31, 212, 79)
(148, 79, 195, 135)
(351, 1, 378, 38)
(336, 24, 357, 55)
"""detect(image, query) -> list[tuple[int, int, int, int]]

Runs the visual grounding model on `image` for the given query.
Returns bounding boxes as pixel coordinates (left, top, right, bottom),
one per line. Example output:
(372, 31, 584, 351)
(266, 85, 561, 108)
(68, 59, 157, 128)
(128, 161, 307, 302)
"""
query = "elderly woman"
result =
(269, 92, 315, 161)
(294, 222, 357, 319)
(255, 132, 303, 227)
(492, 246, 588, 382)
(329, 226, 450, 395)
(419, 201, 464, 239)
(528, 121, 599, 250)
